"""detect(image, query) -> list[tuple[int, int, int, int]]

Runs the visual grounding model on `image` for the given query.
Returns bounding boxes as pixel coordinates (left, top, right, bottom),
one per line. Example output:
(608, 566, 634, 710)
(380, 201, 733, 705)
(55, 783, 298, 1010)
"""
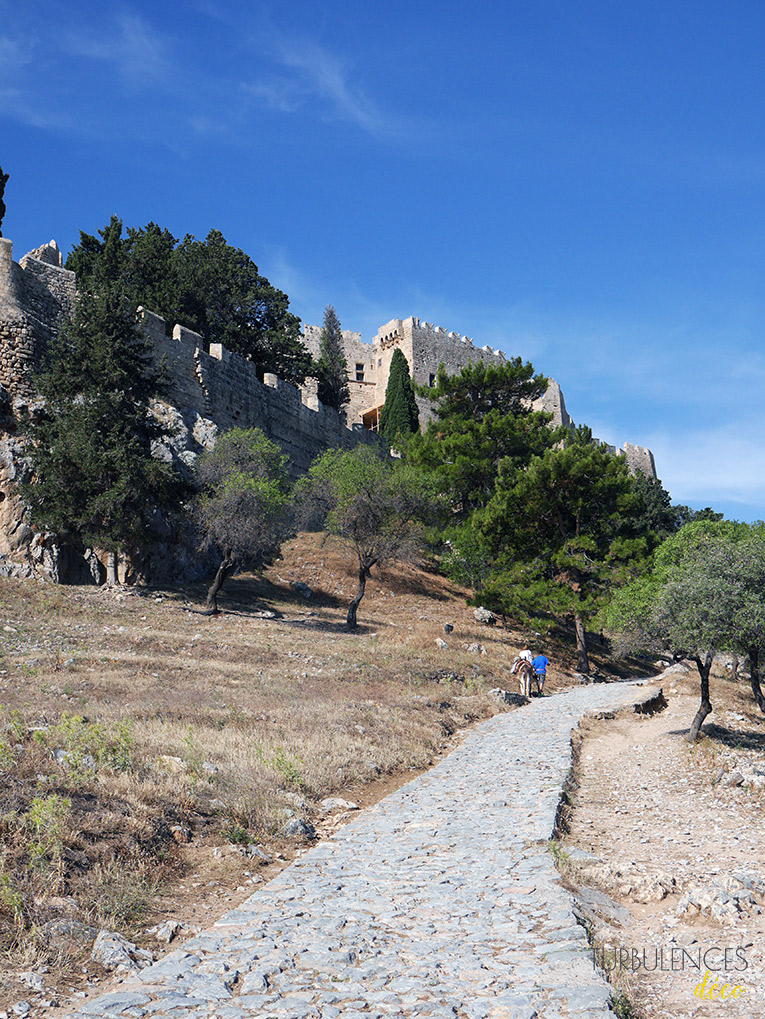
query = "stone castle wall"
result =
(303, 314, 655, 478)
(0, 235, 658, 575)
(0, 238, 76, 405)
(0, 240, 382, 483)
(141, 310, 382, 478)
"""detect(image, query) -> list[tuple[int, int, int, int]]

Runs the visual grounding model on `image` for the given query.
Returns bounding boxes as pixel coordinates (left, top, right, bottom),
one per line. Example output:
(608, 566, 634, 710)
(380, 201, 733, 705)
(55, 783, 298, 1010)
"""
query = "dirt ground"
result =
(562, 663, 765, 1017)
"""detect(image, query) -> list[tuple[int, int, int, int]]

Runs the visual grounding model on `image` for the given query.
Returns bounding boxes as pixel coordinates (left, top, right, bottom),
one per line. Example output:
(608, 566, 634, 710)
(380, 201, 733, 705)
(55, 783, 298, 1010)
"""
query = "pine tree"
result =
(316, 305, 350, 411)
(378, 348, 419, 447)
(20, 289, 180, 581)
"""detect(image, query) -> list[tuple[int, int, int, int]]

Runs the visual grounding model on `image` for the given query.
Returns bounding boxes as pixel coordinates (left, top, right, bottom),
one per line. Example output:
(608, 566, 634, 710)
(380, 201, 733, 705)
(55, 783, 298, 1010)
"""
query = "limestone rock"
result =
(435, 638, 448, 650)
(281, 817, 317, 839)
(17, 972, 44, 992)
(91, 929, 154, 972)
(150, 920, 185, 944)
(319, 797, 359, 813)
(473, 607, 497, 625)
(291, 580, 313, 599)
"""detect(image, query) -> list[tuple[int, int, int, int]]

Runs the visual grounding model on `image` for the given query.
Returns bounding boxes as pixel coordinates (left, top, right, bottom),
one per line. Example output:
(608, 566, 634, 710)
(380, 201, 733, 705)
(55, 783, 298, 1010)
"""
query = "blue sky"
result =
(2, 0, 765, 520)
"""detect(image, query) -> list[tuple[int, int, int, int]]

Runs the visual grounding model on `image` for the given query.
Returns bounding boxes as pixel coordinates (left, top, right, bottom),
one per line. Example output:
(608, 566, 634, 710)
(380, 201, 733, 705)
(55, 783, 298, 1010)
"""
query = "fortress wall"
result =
(407, 317, 504, 387)
(622, 442, 657, 479)
(532, 379, 572, 431)
(139, 310, 383, 477)
(0, 240, 76, 401)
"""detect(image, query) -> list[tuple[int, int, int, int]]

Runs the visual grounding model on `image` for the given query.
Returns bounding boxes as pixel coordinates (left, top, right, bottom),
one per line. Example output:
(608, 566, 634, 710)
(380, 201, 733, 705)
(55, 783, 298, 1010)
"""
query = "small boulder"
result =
(151, 920, 185, 944)
(319, 797, 359, 813)
(243, 843, 271, 862)
(92, 929, 154, 972)
(281, 817, 316, 839)
(17, 972, 44, 992)
(443, 623, 454, 634)
(435, 638, 448, 650)
(291, 581, 313, 599)
(473, 607, 497, 625)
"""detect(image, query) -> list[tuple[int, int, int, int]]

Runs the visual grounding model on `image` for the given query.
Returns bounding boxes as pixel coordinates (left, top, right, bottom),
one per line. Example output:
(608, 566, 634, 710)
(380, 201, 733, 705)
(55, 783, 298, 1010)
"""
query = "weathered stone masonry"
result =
(138, 309, 382, 478)
(0, 239, 383, 576)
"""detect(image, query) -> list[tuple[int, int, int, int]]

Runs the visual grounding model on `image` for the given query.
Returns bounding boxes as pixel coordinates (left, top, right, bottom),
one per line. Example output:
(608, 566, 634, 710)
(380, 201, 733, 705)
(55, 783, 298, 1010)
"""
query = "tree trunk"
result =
(346, 565, 369, 630)
(730, 653, 739, 683)
(574, 614, 589, 674)
(748, 647, 765, 714)
(204, 553, 235, 616)
(105, 551, 119, 587)
(688, 649, 713, 741)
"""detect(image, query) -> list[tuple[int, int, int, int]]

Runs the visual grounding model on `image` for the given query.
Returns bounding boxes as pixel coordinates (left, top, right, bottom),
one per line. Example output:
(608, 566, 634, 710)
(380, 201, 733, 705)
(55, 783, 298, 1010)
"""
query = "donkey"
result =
(517, 659, 535, 699)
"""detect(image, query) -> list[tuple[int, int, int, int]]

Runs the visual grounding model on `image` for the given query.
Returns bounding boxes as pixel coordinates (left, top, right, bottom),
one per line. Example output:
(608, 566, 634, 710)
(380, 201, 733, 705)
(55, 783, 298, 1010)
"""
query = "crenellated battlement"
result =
(0, 235, 657, 487)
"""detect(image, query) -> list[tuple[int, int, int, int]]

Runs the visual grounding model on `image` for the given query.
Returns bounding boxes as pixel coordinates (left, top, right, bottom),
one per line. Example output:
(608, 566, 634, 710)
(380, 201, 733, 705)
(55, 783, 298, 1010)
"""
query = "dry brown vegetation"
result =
(2, 531, 601, 1008)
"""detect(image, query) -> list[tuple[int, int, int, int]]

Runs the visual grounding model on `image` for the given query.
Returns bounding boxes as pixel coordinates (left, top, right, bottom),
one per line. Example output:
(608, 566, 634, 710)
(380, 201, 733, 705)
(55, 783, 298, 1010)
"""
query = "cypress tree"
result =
(20, 289, 180, 580)
(379, 348, 419, 446)
(316, 305, 350, 411)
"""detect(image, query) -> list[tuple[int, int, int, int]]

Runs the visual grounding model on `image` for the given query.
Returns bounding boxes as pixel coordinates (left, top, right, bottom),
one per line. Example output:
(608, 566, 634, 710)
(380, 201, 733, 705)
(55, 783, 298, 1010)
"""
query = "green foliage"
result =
(474, 441, 649, 668)
(66, 218, 312, 385)
(26, 794, 71, 863)
(298, 446, 438, 627)
(409, 358, 557, 517)
(0, 864, 22, 919)
(20, 288, 180, 555)
(316, 305, 350, 411)
(32, 712, 133, 775)
(224, 825, 251, 845)
(301, 447, 436, 560)
(195, 427, 293, 567)
(603, 520, 765, 663)
(379, 348, 419, 446)
(0, 164, 8, 237)
(265, 746, 304, 789)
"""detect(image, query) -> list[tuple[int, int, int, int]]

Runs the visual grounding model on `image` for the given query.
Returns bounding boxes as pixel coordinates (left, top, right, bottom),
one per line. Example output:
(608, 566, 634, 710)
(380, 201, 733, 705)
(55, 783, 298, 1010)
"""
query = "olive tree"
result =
(603, 520, 765, 740)
(195, 428, 293, 614)
(297, 446, 436, 629)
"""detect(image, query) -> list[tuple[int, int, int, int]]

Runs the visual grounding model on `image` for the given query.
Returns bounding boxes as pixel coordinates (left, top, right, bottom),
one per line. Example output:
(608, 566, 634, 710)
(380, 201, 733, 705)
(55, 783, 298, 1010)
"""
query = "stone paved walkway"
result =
(67, 681, 654, 1019)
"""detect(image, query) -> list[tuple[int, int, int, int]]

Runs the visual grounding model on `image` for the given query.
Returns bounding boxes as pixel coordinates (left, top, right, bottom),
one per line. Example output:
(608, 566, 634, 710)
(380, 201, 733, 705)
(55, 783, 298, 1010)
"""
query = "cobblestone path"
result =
(68, 681, 653, 1019)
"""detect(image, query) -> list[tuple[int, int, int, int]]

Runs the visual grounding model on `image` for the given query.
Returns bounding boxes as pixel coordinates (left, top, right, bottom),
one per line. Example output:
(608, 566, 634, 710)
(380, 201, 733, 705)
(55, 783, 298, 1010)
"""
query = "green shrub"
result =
(26, 794, 71, 864)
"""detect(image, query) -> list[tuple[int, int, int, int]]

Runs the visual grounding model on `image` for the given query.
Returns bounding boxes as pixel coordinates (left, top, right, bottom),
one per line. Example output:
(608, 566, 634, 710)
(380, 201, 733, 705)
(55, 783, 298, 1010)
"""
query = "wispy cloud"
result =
(64, 12, 169, 88)
(0, 35, 31, 80)
(246, 37, 407, 142)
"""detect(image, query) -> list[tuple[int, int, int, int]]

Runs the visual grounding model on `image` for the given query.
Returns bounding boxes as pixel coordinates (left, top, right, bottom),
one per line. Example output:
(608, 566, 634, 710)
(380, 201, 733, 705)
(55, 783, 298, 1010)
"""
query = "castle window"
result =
(429, 373, 436, 387)
(377, 358, 382, 367)
(355, 363, 364, 382)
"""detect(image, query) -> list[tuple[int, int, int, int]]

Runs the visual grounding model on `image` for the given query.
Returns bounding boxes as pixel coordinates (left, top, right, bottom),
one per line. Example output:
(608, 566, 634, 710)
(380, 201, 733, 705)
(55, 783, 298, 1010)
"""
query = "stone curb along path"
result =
(66, 681, 657, 1019)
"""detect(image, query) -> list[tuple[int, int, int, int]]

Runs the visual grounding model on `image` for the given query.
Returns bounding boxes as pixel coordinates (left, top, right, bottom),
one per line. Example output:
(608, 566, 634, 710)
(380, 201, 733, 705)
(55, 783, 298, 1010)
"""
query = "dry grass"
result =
(1, 531, 573, 1004)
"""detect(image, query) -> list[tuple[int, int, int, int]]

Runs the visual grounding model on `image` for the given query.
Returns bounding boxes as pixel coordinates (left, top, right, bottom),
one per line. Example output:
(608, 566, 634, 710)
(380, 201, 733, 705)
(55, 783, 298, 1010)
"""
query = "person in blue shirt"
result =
(531, 653, 549, 694)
